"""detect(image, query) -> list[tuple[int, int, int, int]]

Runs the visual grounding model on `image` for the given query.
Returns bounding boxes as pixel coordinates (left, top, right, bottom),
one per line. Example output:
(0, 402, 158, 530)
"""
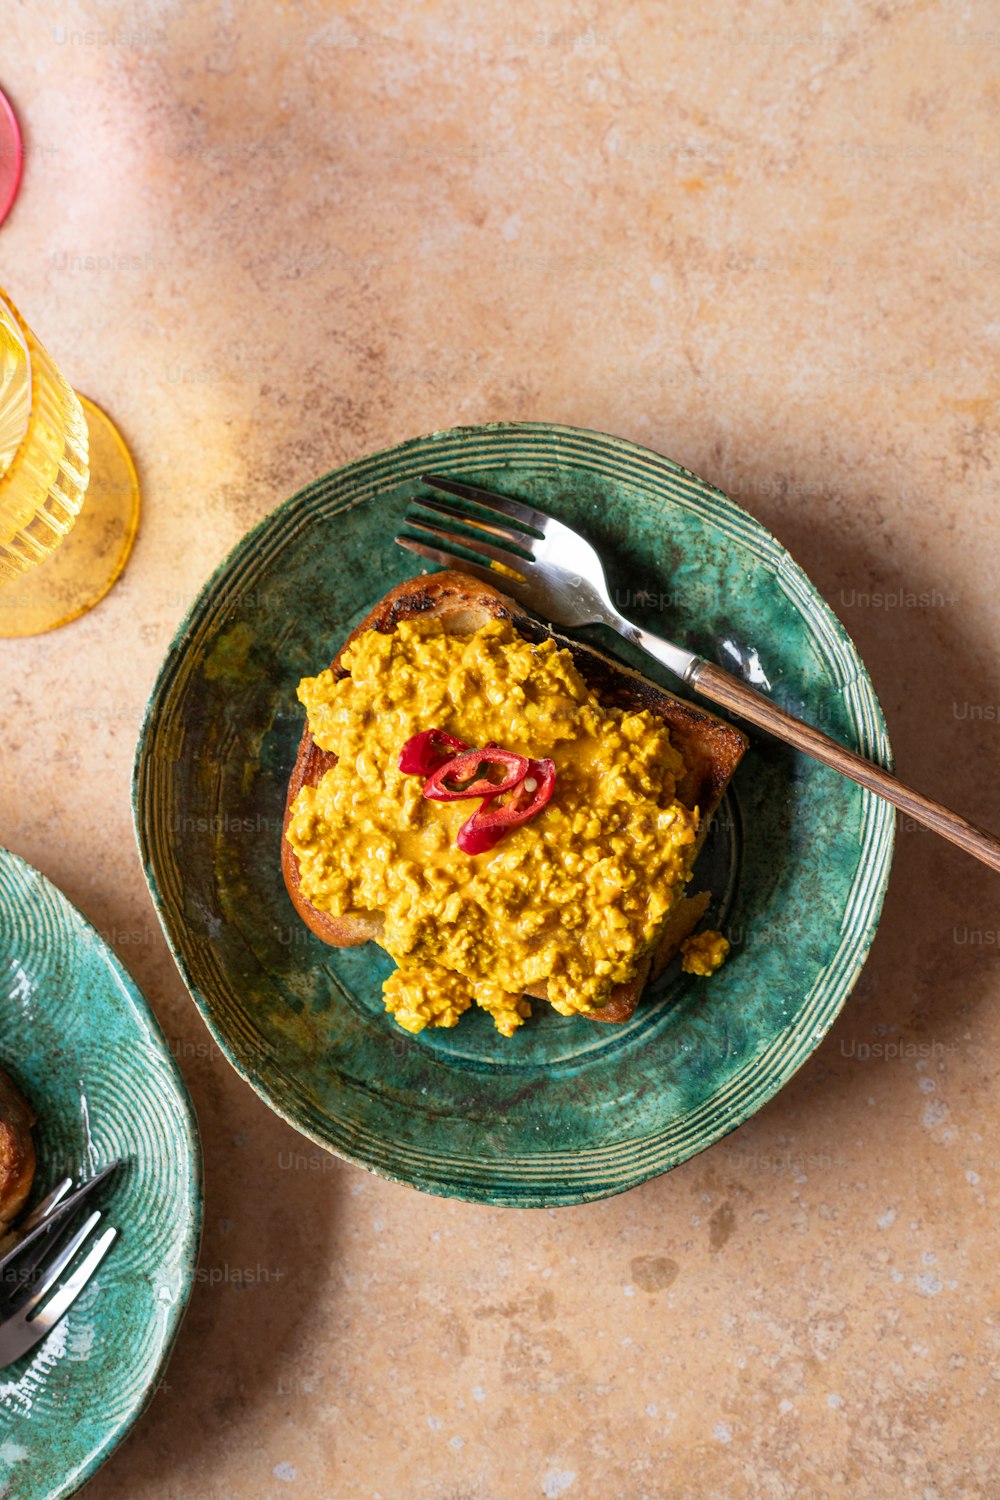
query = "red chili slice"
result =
(456, 758, 557, 854)
(423, 746, 529, 801)
(398, 728, 468, 776)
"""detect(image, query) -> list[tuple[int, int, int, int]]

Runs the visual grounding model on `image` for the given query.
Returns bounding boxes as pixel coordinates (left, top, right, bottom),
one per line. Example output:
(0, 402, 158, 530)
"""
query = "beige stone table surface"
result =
(3, 3, 1000, 1497)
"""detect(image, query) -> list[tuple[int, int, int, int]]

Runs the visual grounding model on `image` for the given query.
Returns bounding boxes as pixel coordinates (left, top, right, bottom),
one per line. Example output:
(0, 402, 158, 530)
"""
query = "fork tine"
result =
(410, 495, 537, 549)
(20, 1177, 73, 1232)
(16, 1226, 117, 1350)
(394, 537, 533, 601)
(420, 474, 549, 532)
(14, 1210, 103, 1320)
(404, 515, 532, 575)
(1, 1211, 76, 1308)
(0, 1176, 72, 1261)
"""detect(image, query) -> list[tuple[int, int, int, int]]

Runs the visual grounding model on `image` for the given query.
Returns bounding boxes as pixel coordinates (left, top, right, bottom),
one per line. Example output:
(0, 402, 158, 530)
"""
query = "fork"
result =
(0, 1160, 118, 1281)
(0, 1164, 119, 1368)
(397, 473, 1000, 875)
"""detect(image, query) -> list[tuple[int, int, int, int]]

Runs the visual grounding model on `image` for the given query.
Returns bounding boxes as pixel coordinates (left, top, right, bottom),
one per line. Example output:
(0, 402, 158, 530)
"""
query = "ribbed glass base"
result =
(0, 395, 139, 637)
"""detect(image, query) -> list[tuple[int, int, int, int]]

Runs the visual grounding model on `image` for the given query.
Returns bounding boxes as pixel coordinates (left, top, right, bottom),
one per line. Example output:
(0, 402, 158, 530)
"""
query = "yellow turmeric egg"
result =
(285, 616, 705, 1036)
(680, 929, 730, 977)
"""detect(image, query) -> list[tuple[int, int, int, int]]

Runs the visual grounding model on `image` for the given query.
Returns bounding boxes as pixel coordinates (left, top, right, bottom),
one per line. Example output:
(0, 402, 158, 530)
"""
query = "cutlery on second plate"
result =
(0, 1213, 117, 1368)
(0, 1160, 120, 1367)
(0, 1160, 118, 1281)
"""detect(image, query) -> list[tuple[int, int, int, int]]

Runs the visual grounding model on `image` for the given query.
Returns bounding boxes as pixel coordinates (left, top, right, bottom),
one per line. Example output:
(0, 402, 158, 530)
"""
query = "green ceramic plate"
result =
(133, 423, 894, 1208)
(0, 849, 201, 1498)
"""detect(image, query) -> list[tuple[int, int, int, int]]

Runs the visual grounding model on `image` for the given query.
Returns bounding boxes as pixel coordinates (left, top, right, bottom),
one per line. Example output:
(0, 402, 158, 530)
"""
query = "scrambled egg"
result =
(285, 616, 703, 1035)
(680, 929, 730, 976)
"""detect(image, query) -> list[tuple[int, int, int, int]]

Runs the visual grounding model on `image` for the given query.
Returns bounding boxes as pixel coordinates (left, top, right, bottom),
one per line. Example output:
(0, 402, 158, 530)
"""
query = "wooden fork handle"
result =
(688, 659, 1000, 874)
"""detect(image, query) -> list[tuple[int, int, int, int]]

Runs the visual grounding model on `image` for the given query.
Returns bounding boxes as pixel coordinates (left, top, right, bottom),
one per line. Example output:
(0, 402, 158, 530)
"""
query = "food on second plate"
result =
(282, 571, 746, 1037)
(0, 1067, 36, 1227)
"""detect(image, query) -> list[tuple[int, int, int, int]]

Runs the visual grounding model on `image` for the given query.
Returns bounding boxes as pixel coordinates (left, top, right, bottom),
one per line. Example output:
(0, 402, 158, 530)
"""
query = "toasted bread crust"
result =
(0, 1069, 35, 1229)
(282, 571, 747, 1022)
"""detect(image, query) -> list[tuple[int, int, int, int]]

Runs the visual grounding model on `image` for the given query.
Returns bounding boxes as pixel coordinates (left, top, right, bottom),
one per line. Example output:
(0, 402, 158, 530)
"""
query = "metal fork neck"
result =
(604, 607, 702, 685)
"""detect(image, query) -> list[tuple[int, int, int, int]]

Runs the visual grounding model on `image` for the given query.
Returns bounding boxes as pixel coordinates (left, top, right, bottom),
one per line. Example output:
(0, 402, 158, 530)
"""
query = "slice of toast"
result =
(282, 571, 747, 1024)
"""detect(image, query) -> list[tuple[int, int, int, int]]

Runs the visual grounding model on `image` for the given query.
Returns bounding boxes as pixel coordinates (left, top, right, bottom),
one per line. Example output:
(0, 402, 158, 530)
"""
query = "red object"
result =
(423, 746, 529, 802)
(398, 728, 468, 777)
(456, 758, 557, 855)
(0, 89, 22, 228)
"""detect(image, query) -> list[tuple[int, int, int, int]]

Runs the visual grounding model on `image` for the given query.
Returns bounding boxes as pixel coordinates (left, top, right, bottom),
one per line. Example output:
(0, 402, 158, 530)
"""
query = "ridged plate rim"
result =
(133, 421, 894, 1206)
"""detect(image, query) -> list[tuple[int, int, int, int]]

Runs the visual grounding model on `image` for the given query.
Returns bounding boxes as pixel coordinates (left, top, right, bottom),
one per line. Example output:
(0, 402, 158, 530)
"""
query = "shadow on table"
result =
(759, 488, 1000, 1080)
(80, 1047, 347, 1498)
(631, 460, 1000, 1213)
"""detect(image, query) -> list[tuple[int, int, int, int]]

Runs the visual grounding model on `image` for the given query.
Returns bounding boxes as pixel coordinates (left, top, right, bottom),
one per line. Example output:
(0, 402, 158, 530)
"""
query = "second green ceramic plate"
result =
(0, 849, 201, 1498)
(133, 423, 893, 1207)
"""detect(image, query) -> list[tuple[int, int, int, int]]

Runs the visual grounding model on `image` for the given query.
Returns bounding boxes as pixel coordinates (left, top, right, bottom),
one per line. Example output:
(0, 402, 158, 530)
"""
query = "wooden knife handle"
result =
(690, 659, 1000, 874)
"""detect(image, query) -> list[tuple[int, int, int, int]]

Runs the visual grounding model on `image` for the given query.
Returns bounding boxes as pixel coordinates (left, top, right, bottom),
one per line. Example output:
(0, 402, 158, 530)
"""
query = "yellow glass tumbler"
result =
(0, 289, 139, 636)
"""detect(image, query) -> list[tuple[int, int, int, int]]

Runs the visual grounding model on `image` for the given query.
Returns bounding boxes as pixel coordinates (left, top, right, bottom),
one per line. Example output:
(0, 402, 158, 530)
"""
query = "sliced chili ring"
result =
(456, 758, 557, 854)
(398, 727, 469, 776)
(423, 746, 529, 801)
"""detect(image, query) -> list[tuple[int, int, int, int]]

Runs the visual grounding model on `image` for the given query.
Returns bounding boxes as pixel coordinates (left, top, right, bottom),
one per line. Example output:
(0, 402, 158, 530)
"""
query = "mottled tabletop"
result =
(3, 3, 1000, 1498)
